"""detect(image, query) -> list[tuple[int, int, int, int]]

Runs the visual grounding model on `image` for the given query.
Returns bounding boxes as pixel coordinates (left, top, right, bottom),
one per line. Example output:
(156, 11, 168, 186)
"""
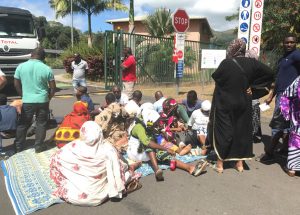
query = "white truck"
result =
(0, 6, 41, 84)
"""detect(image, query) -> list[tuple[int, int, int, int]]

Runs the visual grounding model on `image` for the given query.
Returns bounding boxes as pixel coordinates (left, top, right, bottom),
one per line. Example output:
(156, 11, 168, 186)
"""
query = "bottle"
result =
(170, 157, 176, 171)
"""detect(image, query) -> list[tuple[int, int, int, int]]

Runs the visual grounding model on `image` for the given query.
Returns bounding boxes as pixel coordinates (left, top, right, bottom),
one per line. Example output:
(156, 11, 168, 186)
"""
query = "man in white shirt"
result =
(71, 53, 89, 91)
(187, 100, 211, 151)
(0, 68, 7, 90)
(124, 90, 142, 117)
(112, 85, 129, 106)
(153, 91, 166, 113)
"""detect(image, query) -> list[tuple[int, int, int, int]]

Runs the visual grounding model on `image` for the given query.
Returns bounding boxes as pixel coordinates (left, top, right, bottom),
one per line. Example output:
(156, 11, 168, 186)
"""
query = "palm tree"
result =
(143, 8, 174, 38)
(49, 0, 127, 47)
(128, 0, 134, 33)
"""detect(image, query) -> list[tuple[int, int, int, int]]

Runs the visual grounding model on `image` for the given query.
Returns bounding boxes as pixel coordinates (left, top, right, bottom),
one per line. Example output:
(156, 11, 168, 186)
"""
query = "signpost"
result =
(249, 0, 264, 56)
(172, 8, 189, 95)
(238, 0, 252, 48)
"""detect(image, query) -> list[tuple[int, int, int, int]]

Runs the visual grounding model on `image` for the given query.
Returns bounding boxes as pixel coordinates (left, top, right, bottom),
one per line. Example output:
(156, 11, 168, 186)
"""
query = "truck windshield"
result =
(0, 14, 36, 38)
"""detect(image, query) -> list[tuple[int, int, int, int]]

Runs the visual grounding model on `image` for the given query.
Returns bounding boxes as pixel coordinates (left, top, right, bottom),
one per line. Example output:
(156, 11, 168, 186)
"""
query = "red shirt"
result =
(122, 55, 136, 82)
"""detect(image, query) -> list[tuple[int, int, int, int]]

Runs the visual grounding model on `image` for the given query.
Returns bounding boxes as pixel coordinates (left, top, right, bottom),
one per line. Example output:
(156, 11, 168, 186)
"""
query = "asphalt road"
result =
(1, 86, 300, 215)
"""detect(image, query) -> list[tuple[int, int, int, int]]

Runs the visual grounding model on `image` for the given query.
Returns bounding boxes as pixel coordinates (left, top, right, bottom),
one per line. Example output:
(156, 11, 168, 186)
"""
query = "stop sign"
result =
(172, 9, 190, 33)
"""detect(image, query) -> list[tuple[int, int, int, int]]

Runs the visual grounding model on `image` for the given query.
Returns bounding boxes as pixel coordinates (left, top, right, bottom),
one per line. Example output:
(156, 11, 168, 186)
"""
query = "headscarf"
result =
(162, 98, 178, 117)
(226, 39, 246, 59)
(73, 101, 89, 117)
(54, 101, 90, 148)
(79, 121, 103, 146)
(142, 108, 160, 128)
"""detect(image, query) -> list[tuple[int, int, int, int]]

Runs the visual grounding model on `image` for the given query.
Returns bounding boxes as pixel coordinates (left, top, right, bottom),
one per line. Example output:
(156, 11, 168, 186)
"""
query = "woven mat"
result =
(1, 148, 62, 215)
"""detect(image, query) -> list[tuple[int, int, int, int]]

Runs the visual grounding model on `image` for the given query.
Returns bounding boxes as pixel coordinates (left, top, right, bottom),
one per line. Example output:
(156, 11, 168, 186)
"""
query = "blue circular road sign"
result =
(241, 10, 249, 20)
(240, 23, 249, 32)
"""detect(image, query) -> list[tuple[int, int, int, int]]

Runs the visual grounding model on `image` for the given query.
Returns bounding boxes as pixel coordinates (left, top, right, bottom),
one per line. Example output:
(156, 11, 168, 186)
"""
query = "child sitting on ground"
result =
(187, 100, 211, 155)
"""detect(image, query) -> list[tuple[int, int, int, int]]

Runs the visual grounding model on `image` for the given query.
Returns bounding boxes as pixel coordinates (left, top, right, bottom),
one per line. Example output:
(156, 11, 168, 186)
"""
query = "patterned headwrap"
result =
(162, 98, 178, 117)
(226, 39, 246, 59)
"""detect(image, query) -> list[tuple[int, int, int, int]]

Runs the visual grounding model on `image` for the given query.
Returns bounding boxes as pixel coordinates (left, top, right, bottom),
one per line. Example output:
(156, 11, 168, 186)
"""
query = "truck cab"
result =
(0, 6, 39, 84)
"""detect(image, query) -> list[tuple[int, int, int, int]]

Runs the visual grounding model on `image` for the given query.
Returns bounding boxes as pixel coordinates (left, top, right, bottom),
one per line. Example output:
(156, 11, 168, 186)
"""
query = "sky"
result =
(1, 0, 240, 32)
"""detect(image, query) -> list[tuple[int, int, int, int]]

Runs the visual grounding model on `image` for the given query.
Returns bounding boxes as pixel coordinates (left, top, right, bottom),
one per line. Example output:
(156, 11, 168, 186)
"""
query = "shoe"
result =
(256, 153, 275, 163)
(191, 160, 208, 176)
(0, 151, 10, 160)
(35, 145, 47, 153)
(155, 169, 164, 181)
(15, 146, 23, 153)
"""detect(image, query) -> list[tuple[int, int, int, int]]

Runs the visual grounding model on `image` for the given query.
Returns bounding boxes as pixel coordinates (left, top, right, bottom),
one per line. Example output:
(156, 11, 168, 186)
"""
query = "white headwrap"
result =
(142, 109, 160, 127)
(80, 121, 103, 146)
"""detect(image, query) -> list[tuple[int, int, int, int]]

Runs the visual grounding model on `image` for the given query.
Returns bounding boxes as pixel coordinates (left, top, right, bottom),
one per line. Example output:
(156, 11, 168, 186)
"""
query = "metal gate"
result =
(104, 30, 223, 90)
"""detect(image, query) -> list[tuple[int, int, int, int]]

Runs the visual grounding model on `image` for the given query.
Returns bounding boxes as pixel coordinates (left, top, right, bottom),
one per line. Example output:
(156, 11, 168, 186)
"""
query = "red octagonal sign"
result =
(172, 9, 190, 33)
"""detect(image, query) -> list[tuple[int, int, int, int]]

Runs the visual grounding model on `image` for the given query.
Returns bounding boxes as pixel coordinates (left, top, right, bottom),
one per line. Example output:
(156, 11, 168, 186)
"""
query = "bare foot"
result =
(179, 144, 192, 156)
(235, 160, 244, 172)
(129, 161, 142, 172)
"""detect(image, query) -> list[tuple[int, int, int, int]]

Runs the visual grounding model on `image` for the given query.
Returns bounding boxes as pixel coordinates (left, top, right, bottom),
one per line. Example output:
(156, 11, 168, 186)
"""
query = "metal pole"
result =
(71, 0, 74, 49)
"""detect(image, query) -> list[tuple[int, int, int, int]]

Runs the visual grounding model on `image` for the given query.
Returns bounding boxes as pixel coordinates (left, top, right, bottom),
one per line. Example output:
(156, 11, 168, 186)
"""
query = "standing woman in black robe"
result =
(208, 39, 274, 173)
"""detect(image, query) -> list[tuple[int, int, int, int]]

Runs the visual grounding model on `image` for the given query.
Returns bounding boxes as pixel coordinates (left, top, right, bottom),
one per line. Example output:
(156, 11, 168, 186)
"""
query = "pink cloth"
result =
(50, 121, 125, 206)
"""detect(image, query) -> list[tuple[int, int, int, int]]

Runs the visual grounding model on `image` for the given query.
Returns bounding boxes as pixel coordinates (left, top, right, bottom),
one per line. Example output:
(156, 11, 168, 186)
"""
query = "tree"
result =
(49, 0, 127, 47)
(143, 8, 174, 38)
(225, 1, 300, 50)
(262, 0, 300, 50)
(42, 21, 80, 49)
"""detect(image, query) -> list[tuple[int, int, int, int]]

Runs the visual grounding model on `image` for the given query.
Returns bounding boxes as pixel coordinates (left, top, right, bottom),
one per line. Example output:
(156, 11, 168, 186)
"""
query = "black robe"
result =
(208, 57, 274, 160)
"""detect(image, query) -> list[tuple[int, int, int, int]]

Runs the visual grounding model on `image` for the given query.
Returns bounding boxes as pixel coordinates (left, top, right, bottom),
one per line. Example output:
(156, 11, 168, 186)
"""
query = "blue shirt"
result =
(275, 49, 300, 94)
(182, 99, 202, 117)
(0, 105, 17, 131)
(81, 94, 94, 112)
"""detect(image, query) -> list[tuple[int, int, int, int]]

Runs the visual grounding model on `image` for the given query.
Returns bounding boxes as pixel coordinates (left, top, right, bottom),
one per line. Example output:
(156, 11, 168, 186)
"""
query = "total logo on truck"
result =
(0, 6, 42, 84)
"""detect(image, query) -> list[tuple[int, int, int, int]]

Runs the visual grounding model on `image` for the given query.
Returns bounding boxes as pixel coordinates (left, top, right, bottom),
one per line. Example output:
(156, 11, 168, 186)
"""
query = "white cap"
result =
(142, 109, 160, 127)
(201, 100, 211, 111)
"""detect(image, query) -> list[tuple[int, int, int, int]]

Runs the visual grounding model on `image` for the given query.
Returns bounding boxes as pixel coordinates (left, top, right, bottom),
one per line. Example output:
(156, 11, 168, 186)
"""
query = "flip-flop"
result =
(212, 164, 223, 174)
(155, 169, 164, 181)
(126, 179, 142, 194)
(191, 160, 208, 176)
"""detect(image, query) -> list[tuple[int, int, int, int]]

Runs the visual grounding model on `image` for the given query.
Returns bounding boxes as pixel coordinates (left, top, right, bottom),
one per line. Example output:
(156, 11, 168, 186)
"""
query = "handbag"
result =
(232, 58, 270, 99)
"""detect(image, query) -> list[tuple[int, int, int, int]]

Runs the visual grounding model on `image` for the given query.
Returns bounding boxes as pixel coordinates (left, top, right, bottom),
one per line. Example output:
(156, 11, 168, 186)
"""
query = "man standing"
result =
(121, 47, 136, 99)
(71, 53, 89, 91)
(259, 34, 300, 162)
(14, 47, 56, 153)
(0, 68, 7, 90)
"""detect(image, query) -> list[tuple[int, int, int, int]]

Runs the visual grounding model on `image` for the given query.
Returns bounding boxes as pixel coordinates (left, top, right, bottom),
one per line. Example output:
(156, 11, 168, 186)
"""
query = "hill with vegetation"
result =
(211, 29, 237, 48)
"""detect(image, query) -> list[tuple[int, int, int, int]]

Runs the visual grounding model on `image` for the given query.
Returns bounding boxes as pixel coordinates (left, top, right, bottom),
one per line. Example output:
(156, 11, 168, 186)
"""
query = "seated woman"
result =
(50, 121, 136, 206)
(126, 109, 208, 181)
(54, 101, 90, 148)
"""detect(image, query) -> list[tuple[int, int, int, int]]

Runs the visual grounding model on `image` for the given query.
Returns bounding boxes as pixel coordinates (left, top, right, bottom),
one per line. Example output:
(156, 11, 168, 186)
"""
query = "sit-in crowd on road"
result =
(0, 33, 300, 206)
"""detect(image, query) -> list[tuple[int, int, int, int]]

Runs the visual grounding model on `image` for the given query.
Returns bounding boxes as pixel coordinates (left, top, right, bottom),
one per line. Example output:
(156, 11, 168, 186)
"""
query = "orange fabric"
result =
(54, 101, 90, 148)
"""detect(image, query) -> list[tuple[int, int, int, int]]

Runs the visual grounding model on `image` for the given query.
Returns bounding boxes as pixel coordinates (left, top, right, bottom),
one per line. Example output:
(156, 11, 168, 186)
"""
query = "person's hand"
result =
(166, 148, 176, 155)
(265, 96, 273, 105)
(246, 87, 252, 96)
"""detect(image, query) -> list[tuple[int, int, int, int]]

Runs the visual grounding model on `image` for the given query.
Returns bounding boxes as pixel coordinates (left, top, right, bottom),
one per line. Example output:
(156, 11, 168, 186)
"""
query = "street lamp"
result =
(71, 0, 74, 49)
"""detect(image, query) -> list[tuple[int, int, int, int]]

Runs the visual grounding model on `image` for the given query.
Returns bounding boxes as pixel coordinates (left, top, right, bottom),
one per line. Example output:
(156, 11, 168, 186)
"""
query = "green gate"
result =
(104, 30, 223, 90)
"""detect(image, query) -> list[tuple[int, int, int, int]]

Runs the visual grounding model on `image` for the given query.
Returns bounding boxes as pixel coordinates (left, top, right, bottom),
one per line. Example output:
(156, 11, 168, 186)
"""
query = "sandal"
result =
(155, 169, 164, 181)
(191, 160, 208, 176)
(284, 167, 295, 177)
(126, 179, 142, 194)
(212, 164, 223, 174)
